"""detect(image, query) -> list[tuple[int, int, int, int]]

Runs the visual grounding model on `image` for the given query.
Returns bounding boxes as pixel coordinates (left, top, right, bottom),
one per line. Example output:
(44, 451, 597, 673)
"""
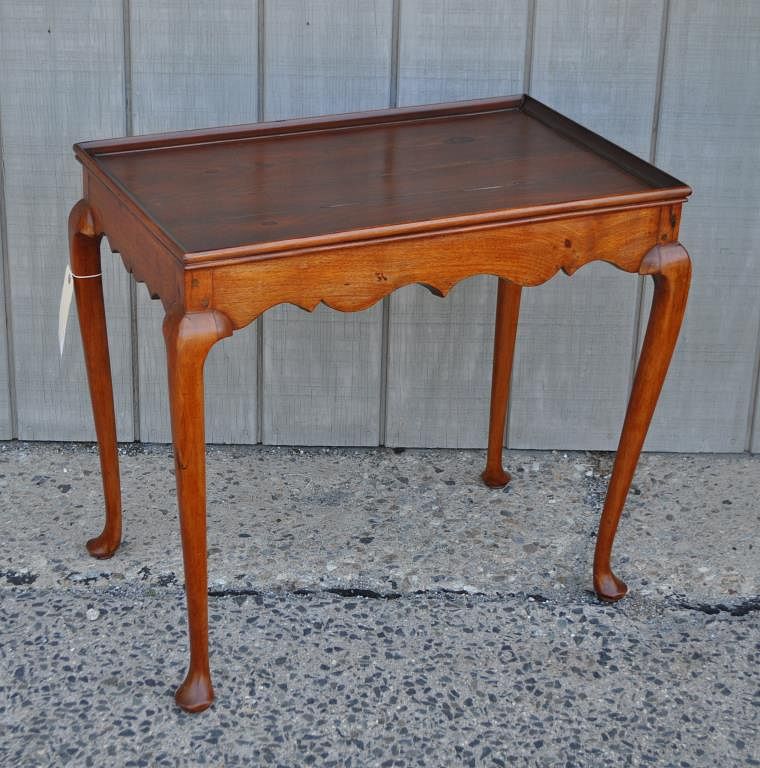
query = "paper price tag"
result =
(58, 264, 74, 356)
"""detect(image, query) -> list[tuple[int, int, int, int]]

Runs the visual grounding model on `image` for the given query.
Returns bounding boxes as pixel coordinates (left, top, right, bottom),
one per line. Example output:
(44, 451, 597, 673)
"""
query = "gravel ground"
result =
(0, 442, 758, 766)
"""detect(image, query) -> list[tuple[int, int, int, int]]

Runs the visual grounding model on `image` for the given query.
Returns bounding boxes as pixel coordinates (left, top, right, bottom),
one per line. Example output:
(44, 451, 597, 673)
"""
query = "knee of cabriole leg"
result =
(639, 242, 691, 280)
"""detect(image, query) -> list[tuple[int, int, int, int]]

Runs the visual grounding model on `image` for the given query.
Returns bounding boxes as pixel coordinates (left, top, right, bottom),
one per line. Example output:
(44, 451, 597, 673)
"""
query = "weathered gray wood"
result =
(753, 369, 760, 452)
(385, 0, 528, 447)
(0, 0, 755, 453)
(507, 0, 665, 450)
(0, 1, 133, 440)
(0, 187, 11, 438)
(130, 0, 260, 443)
(386, 276, 502, 448)
(396, 0, 529, 106)
(261, 0, 393, 445)
(648, 0, 760, 452)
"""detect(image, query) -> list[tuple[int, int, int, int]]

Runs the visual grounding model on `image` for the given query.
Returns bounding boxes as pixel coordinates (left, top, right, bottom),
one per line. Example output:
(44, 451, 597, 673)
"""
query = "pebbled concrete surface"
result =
(0, 442, 758, 766)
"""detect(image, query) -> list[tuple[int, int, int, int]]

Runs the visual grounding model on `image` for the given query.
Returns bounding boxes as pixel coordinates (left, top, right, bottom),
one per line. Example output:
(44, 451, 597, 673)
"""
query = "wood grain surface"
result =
(93, 107, 668, 255)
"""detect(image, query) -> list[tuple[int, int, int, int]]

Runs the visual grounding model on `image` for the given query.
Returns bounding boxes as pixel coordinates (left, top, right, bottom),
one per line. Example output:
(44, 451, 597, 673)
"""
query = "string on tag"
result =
(59, 266, 103, 356)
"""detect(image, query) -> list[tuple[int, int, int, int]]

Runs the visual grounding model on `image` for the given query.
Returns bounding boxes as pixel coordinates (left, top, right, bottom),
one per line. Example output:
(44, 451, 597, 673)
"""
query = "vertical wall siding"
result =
(260, 0, 393, 446)
(0, 1, 757, 452)
(130, 0, 260, 443)
(508, 0, 666, 450)
(0, 1, 133, 441)
(646, 0, 760, 452)
(0, 156, 11, 438)
(385, 0, 529, 448)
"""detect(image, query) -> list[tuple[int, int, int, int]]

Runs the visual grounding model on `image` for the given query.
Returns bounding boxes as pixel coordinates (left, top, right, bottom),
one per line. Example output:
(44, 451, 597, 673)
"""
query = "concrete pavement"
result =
(0, 442, 758, 766)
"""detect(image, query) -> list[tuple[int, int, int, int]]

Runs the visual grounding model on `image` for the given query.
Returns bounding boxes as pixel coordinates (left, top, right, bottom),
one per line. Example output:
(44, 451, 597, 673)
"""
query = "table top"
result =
(76, 95, 690, 266)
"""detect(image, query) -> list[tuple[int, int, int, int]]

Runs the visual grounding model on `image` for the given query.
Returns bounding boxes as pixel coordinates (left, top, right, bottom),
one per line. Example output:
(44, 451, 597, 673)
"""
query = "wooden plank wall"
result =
(260, 0, 393, 446)
(0, 1, 134, 441)
(0, 176, 10, 438)
(385, 0, 529, 447)
(508, 0, 666, 450)
(130, 0, 260, 443)
(647, 0, 760, 452)
(0, 1, 758, 453)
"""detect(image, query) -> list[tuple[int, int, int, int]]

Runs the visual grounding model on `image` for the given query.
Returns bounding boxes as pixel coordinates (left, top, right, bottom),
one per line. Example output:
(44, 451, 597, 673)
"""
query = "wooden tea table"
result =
(69, 95, 691, 712)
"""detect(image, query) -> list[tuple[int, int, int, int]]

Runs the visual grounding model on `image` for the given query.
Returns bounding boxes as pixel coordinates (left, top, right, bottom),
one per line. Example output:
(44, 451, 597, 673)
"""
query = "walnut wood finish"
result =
(163, 310, 232, 712)
(68, 95, 692, 712)
(594, 243, 692, 600)
(68, 200, 122, 559)
(482, 279, 522, 488)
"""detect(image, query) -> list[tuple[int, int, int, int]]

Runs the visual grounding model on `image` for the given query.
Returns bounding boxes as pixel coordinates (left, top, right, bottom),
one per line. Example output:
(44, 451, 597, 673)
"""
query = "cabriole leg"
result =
(68, 200, 122, 559)
(482, 278, 522, 487)
(163, 310, 232, 713)
(594, 243, 691, 601)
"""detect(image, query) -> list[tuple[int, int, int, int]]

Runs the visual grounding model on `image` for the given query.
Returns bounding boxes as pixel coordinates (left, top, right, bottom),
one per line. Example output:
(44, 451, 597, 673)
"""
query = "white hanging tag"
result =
(58, 264, 74, 357)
